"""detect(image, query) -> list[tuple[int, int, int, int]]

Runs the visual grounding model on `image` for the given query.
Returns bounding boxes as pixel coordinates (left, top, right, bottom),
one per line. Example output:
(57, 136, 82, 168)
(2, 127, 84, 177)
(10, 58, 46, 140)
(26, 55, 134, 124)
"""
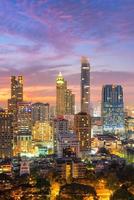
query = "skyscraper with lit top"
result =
(81, 57, 90, 114)
(56, 72, 75, 116)
(56, 72, 66, 116)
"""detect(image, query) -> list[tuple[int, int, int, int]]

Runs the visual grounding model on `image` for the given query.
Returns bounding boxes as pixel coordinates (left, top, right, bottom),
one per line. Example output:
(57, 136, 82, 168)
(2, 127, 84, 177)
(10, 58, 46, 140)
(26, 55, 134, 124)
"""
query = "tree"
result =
(117, 165, 134, 184)
(36, 177, 50, 188)
(105, 172, 119, 190)
(110, 185, 134, 200)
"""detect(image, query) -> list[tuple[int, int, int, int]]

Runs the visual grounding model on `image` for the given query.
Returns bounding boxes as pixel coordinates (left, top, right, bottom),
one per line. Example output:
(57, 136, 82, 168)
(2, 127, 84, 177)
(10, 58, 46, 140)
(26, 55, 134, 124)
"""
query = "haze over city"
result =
(0, 0, 134, 108)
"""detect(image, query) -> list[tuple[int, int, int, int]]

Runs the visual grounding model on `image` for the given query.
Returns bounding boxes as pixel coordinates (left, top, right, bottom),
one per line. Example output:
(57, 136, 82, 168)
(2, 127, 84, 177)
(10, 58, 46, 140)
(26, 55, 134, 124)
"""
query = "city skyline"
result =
(0, 0, 134, 107)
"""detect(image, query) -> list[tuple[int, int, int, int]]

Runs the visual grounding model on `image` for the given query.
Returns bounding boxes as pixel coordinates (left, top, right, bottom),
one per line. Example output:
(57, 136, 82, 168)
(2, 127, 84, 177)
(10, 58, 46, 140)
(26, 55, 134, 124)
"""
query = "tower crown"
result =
(56, 72, 64, 85)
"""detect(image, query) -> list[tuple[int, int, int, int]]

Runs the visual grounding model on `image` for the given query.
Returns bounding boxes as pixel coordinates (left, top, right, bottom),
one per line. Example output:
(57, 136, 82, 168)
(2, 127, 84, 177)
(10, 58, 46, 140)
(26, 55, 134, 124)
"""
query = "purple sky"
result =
(0, 0, 134, 108)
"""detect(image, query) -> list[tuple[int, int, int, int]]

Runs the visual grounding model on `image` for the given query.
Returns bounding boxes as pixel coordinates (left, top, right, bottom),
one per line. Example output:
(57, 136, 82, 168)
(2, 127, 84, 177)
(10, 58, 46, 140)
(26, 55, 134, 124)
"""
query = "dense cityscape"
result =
(0, 0, 134, 200)
(0, 57, 133, 200)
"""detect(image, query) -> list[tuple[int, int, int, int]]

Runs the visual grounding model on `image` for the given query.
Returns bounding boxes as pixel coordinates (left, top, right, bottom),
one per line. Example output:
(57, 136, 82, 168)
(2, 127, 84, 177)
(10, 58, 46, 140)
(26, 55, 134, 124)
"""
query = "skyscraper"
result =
(74, 112, 91, 152)
(56, 72, 66, 116)
(81, 57, 90, 113)
(8, 76, 23, 132)
(101, 85, 125, 134)
(0, 109, 13, 158)
(56, 72, 75, 116)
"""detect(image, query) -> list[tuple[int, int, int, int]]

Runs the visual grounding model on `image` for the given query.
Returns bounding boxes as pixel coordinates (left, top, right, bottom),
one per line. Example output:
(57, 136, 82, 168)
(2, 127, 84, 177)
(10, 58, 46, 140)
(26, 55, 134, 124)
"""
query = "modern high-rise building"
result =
(56, 72, 66, 116)
(0, 109, 13, 158)
(74, 112, 91, 152)
(8, 76, 23, 132)
(101, 85, 125, 134)
(31, 102, 49, 124)
(56, 72, 75, 116)
(81, 57, 90, 114)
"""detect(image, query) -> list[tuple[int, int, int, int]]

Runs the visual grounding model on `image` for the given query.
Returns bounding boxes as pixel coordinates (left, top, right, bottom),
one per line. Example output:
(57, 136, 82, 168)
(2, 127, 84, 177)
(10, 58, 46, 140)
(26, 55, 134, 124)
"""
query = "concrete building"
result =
(74, 112, 91, 152)
(53, 116, 69, 154)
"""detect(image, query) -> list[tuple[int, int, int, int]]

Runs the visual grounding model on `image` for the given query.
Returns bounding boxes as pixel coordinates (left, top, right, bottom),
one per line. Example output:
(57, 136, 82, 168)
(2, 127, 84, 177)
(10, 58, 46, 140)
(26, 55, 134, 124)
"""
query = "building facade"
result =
(74, 112, 91, 152)
(101, 85, 125, 134)
(81, 57, 90, 113)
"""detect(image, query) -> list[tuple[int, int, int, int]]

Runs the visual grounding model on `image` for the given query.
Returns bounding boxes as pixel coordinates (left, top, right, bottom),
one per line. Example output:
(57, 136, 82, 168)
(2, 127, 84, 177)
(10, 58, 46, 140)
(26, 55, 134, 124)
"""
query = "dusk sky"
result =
(0, 0, 134, 108)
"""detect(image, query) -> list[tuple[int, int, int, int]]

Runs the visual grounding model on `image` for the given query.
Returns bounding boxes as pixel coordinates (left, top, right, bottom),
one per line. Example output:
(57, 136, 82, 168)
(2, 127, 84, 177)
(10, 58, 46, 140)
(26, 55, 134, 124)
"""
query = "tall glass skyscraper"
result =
(101, 85, 125, 134)
(81, 57, 90, 114)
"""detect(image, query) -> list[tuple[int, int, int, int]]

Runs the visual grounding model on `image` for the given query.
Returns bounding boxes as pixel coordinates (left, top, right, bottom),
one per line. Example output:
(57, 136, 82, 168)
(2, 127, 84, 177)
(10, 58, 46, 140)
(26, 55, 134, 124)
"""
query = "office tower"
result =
(56, 72, 66, 116)
(65, 89, 75, 115)
(31, 102, 49, 124)
(17, 101, 32, 133)
(53, 116, 69, 154)
(74, 112, 91, 152)
(101, 85, 125, 134)
(81, 57, 90, 113)
(0, 109, 13, 158)
(8, 76, 23, 132)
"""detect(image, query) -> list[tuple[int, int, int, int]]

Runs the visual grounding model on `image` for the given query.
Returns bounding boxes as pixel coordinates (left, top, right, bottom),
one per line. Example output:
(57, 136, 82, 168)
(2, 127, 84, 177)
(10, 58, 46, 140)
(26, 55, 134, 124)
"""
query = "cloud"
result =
(0, 0, 133, 106)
